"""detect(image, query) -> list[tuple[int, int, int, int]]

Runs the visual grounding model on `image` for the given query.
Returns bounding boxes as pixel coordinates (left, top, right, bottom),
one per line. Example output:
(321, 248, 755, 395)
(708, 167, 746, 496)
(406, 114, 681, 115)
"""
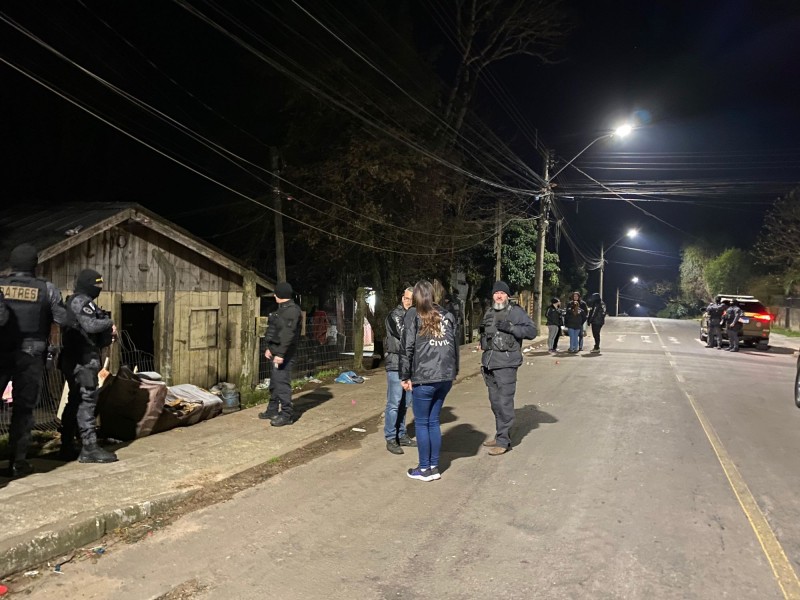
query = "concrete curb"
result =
(0, 488, 199, 577)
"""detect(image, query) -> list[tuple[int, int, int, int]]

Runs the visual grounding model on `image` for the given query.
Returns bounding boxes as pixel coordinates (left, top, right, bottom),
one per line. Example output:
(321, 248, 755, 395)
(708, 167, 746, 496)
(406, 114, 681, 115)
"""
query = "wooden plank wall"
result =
(38, 222, 255, 388)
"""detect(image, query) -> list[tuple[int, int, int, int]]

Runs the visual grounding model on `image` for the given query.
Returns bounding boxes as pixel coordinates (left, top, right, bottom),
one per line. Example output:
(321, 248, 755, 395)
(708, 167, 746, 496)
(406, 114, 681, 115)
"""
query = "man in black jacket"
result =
(478, 281, 537, 455)
(705, 299, 725, 349)
(0, 244, 67, 477)
(586, 293, 607, 353)
(545, 297, 562, 353)
(724, 300, 744, 352)
(60, 269, 118, 463)
(383, 286, 416, 454)
(261, 282, 301, 426)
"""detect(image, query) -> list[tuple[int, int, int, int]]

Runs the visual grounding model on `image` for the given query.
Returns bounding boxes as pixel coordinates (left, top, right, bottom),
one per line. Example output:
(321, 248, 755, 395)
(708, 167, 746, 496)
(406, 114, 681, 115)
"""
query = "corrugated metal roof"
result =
(0, 202, 137, 262)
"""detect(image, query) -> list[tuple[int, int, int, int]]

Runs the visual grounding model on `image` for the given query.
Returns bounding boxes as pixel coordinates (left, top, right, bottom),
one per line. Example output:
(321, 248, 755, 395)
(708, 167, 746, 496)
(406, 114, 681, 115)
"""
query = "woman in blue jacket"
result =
(399, 280, 459, 482)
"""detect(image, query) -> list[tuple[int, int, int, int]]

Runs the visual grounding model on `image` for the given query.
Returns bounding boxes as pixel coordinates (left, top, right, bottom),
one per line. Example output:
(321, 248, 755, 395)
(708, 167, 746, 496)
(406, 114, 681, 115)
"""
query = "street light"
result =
(616, 276, 639, 316)
(600, 228, 638, 304)
(533, 123, 635, 329)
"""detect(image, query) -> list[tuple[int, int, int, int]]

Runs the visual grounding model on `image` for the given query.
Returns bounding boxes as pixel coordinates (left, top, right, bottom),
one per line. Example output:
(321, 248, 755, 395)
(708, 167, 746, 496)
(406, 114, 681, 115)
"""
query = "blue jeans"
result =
(568, 328, 581, 352)
(384, 370, 408, 440)
(411, 381, 452, 469)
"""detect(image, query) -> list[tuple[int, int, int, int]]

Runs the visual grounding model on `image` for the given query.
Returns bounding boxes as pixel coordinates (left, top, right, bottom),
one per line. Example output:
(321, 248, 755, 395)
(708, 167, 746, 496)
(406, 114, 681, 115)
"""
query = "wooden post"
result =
(239, 270, 258, 390)
(151, 249, 176, 385)
(353, 287, 365, 371)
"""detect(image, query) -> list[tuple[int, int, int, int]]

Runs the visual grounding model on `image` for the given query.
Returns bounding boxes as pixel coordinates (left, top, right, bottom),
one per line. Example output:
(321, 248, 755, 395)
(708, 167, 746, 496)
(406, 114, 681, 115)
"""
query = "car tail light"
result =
(752, 314, 772, 322)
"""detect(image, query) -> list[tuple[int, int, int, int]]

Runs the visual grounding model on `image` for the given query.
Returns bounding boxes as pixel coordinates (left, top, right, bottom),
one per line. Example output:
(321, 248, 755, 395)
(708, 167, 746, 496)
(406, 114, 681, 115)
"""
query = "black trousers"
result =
(481, 366, 518, 447)
(707, 323, 722, 347)
(61, 354, 102, 446)
(268, 359, 294, 418)
(728, 326, 741, 350)
(591, 323, 603, 349)
(1, 350, 45, 462)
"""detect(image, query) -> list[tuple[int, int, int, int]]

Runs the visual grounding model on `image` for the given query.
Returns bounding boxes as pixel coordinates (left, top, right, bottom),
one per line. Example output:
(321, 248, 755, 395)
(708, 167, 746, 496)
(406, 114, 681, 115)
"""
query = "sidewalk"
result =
(0, 339, 543, 578)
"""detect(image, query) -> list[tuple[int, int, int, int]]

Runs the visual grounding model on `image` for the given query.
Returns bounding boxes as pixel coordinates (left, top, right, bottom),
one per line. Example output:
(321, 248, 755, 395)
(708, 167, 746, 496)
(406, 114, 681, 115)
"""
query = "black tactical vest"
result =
(0, 275, 50, 340)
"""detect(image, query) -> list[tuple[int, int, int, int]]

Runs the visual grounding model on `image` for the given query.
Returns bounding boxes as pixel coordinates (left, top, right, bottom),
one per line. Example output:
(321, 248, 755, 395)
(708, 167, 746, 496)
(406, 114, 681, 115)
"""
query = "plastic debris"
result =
(24, 571, 39, 577)
(91, 546, 106, 555)
(0, 584, 8, 595)
(308, 378, 322, 384)
(351, 399, 357, 405)
(54, 552, 76, 572)
(335, 371, 364, 384)
(351, 427, 366, 433)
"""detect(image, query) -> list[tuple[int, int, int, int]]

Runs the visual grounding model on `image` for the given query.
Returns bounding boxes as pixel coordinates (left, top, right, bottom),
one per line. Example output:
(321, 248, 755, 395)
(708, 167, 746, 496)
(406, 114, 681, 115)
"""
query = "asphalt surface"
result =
(15, 318, 800, 599)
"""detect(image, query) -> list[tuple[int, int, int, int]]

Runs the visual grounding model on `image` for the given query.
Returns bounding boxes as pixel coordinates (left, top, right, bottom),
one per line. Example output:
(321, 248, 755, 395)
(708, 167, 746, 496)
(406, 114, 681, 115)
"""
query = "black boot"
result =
(78, 443, 118, 463)
(58, 444, 80, 461)
(6, 459, 34, 478)
(270, 413, 293, 427)
(258, 408, 279, 420)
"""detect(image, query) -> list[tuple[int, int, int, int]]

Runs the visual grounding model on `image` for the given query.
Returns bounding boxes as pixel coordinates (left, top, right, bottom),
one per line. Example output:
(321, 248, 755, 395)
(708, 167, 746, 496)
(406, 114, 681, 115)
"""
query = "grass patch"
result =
(772, 326, 800, 338)
(240, 367, 345, 409)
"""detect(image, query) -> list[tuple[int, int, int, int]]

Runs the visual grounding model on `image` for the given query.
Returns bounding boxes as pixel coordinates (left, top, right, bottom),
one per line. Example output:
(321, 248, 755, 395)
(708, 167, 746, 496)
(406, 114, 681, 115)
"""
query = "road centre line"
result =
(649, 319, 800, 599)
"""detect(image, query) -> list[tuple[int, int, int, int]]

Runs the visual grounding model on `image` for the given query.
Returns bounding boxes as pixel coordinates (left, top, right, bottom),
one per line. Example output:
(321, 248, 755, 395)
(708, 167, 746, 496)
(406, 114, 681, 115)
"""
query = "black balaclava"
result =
(9, 243, 38, 273)
(75, 269, 104, 299)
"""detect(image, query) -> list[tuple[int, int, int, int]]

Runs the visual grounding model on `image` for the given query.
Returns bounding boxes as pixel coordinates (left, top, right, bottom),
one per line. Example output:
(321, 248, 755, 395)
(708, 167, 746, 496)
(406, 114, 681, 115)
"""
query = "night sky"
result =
(2, 1, 799, 308)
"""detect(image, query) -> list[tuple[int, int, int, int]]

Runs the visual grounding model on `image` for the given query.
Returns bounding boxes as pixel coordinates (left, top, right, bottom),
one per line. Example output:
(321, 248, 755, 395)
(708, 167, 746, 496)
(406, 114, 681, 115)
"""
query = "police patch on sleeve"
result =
(82, 305, 94, 315)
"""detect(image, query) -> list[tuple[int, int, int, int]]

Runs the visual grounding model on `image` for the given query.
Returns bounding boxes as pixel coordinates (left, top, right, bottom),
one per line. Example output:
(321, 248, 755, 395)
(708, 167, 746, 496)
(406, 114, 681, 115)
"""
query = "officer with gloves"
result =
(59, 269, 118, 463)
(0, 243, 67, 477)
(478, 281, 537, 455)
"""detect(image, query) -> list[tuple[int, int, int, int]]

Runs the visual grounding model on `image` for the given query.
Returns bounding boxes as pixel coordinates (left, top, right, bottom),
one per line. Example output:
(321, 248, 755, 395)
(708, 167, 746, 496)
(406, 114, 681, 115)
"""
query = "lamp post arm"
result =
(548, 133, 611, 183)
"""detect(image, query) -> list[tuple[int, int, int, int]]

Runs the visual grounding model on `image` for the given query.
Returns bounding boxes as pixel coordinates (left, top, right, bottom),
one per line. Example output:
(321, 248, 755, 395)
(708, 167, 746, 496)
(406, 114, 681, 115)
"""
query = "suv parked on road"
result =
(700, 294, 773, 350)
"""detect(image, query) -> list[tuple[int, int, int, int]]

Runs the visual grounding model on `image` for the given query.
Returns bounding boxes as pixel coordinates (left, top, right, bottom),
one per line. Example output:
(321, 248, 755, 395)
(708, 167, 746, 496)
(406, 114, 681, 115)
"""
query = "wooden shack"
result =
(0, 203, 274, 389)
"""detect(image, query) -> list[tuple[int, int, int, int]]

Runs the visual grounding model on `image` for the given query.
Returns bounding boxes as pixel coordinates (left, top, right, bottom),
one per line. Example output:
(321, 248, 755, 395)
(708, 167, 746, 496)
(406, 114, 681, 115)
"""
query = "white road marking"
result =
(668, 337, 680, 345)
(641, 335, 652, 343)
(616, 335, 626, 343)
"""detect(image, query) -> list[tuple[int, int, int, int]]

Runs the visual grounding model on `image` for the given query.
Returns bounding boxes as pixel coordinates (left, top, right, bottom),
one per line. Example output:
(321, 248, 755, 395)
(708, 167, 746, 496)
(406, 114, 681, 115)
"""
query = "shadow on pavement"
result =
(439, 422, 486, 473)
(292, 387, 334, 422)
(510, 404, 558, 447)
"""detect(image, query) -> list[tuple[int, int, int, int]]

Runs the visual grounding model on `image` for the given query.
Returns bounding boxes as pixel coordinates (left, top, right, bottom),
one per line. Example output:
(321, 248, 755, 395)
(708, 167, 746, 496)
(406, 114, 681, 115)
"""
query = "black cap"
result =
(492, 281, 511, 295)
(551, 297, 560, 304)
(274, 282, 293, 300)
(75, 269, 104, 298)
(9, 243, 38, 272)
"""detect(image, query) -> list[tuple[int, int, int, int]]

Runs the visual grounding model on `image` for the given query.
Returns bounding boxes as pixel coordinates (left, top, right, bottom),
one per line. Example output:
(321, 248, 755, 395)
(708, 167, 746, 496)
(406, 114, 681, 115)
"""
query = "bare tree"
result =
(441, 0, 569, 144)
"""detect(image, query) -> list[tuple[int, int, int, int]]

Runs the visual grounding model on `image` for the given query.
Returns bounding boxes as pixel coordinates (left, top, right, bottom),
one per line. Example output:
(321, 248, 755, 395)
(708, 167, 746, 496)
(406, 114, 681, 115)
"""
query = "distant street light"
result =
(616, 276, 640, 316)
(600, 228, 639, 304)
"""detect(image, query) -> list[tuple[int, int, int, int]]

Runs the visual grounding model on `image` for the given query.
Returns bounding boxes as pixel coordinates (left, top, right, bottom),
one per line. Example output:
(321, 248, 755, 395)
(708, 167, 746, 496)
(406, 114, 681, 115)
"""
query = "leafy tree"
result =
(756, 186, 800, 294)
(704, 248, 754, 296)
(679, 244, 714, 303)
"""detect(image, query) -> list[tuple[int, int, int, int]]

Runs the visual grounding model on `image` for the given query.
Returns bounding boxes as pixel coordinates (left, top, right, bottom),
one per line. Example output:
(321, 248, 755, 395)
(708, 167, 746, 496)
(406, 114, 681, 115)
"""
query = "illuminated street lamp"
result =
(600, 228, 639, 304)
(616, 276, 639, 316)
(534, 123, 635, 328)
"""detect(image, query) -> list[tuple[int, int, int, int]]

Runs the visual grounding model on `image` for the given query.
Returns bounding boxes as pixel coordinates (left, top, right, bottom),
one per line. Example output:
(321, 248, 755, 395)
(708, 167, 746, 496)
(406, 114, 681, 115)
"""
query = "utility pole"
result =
(494, 201, 503, 281)
(533, 149, 552, 328)
(616, 286, 620, 316)
(599, 241, 605, 303)
(270, 147, 286, 282)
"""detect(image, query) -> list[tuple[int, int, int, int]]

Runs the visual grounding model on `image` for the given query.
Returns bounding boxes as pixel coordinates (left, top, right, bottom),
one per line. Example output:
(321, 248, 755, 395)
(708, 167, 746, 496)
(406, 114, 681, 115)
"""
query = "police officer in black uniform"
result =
(60, 269, 118, 463)
(0, 243, 67, 477)
(705, 299, 725, 349)
(260, 282, 301, 427)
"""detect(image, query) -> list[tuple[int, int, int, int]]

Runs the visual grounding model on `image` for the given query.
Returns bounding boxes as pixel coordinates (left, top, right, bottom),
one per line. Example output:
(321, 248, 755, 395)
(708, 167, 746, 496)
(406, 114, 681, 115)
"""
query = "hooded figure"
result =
(586, 293, 607, 353)
(0, 244, 67, 477)
(59, 269, 117, 464)
(74, 269, 104, 299)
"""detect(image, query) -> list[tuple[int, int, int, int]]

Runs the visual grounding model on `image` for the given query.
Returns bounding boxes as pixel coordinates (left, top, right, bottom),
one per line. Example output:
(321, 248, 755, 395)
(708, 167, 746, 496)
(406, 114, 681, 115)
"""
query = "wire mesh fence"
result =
(258, 315, 379, 383)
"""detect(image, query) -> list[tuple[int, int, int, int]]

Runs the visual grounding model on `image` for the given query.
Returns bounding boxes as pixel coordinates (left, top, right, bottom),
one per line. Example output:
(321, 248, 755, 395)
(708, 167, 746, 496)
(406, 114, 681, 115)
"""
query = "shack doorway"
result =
(120, 303, 158, 372)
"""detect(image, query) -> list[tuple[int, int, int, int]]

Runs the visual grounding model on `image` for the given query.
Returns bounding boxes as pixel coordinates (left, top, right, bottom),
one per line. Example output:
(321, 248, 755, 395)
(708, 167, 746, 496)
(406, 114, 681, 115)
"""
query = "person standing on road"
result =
(545, 297, 562, 353)
(724, 300, 744, 352)
(399, 280, 458, 481)
(564, 299, 586, 354)
(60, 269, 118, 464)
(705, 299, 725, 349)
(478, 281, 537, 455)
(383, 285, 417, 455)
(570, 291, 589, 351)
(586, 293, 607, 353)
(260, 282, 302, 426)
(0, 244, 67, 477)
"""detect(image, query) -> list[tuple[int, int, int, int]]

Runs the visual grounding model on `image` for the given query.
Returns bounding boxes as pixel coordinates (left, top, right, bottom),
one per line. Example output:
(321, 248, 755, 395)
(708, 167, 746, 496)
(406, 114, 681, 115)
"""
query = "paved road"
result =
(23, 318, 800, 599)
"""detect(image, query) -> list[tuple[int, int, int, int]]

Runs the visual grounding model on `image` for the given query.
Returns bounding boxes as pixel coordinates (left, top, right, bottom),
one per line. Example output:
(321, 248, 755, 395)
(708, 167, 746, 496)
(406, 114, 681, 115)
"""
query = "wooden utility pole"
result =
(494, 201, 503, 281)
(533, 150, 552, 327)
(270, 147, 286, 282)
(353, 287, 366, 371)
